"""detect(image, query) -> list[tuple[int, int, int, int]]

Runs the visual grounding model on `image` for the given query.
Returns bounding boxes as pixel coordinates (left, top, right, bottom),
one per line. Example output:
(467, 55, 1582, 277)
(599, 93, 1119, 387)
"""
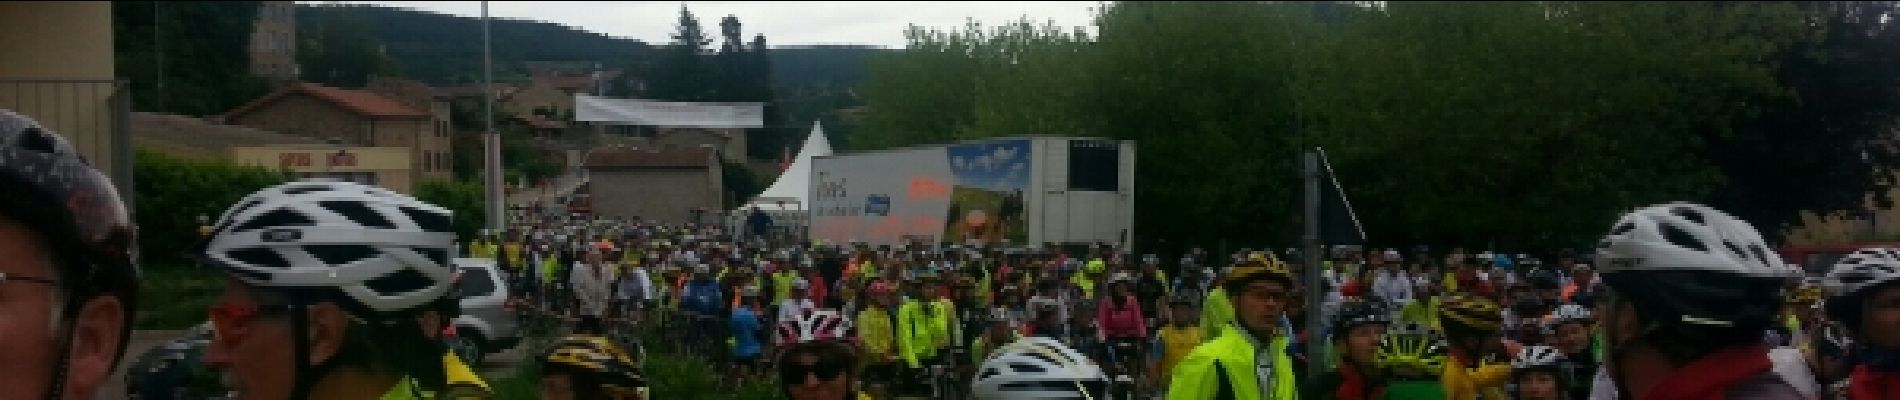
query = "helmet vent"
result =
(231, 209, 315, 233)
(280, 185, 331, 195)
(1609, 222, 1636, 236)
(1659, 223, 1706, 253)
(1007, 362, 1047, 373)
(1671, 206, 1706, 225)
(319, 201, 396, 229)
(399, 206, 451, 233)
(17, 127, 56, 153)
(228, 248, 290, 270)
(418, 247, 449, 267)
(307, 244, 376, 266)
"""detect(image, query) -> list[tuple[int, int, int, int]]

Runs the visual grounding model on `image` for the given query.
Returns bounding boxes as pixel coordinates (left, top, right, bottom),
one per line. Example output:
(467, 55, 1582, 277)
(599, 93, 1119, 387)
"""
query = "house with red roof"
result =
(221, 82, 455, 193)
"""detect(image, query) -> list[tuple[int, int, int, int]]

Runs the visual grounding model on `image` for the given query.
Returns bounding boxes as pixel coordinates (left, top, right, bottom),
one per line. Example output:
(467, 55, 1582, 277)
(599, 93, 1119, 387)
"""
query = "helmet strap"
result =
(42, 294, 82, 400)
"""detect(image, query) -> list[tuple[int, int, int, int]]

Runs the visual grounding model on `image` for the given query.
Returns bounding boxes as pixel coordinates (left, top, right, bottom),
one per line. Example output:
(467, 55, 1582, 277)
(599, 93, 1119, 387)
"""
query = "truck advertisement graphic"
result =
(810, 137, 1134, 247)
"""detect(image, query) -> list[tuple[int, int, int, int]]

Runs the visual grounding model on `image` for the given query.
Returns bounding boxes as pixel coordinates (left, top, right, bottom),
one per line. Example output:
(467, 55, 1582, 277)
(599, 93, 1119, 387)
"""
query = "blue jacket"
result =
(731, 306, 763, 358)
(682, 278, 725, 314)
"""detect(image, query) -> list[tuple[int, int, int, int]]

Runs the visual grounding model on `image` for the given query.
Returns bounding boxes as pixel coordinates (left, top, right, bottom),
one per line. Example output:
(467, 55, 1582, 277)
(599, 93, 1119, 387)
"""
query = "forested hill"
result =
(295, 4, 884, 88)
(767, 45, 885, 89)
(296, 4, 653, 84)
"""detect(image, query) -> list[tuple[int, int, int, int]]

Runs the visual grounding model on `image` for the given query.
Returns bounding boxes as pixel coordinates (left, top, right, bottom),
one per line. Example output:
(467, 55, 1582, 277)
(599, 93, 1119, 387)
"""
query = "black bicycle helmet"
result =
(1331, 298, 1392, 334)
(0, 109, 140, 396)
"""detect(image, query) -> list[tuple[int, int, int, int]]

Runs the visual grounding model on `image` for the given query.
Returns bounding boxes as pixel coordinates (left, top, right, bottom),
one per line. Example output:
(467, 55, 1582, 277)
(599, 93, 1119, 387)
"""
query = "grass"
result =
(136, 264, 225, 330)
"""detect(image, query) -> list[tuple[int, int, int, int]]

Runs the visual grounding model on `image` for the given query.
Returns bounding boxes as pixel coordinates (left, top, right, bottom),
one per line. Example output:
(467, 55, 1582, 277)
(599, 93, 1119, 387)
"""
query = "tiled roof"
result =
(585, 147, 715, 169)
(131, 112, 322, 160)
(224, 82, 429, 121)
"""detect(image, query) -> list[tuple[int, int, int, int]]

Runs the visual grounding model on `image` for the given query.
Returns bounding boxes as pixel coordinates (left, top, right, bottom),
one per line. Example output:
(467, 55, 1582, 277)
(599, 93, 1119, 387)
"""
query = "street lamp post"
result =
(483, 1, 504, 231)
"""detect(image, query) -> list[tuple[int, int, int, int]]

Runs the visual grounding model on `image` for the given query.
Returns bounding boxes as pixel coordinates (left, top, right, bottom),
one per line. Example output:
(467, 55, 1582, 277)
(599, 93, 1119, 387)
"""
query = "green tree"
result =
(300, 4, 403, 87)
(415, 179, 487, 240)
(113, 1, 272, 116)
(722, 161, 766, 209)
(133, 148, 291, 265)
(643, 5, 714, 101)
(1704, 1, 1900, 241)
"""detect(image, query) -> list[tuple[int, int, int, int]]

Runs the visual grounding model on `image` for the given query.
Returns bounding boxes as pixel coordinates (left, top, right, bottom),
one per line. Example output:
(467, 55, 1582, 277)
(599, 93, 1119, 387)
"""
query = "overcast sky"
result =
(332, 1, 1101, 48)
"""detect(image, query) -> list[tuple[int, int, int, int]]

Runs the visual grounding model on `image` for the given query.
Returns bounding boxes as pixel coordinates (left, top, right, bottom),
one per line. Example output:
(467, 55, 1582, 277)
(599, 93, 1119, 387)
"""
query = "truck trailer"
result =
(808, 136, 1135, 247)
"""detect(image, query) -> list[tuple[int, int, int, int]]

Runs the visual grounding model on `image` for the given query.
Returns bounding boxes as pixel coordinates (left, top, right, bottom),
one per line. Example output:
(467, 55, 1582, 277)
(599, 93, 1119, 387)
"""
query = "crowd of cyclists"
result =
(8, 105, 1900, 400)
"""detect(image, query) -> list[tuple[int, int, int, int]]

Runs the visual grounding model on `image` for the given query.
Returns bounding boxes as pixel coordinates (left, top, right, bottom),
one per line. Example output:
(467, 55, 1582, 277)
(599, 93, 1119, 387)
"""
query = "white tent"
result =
(740, 121, 833, 212)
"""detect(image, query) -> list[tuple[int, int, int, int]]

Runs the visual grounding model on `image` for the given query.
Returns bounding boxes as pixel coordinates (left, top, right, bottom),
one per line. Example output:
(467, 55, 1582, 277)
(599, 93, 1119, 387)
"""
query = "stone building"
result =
(584, 146, 724, 224)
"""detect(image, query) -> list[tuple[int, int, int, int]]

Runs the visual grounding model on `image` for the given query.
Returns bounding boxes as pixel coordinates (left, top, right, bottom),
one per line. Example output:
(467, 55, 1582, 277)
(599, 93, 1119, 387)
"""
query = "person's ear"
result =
(62, 295, 126, 399)
(306, 303, 352, 365)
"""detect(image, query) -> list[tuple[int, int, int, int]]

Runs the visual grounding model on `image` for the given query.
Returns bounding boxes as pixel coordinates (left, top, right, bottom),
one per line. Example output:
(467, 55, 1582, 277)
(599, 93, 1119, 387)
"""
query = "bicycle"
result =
(932, 346, 967, 400)
(1103, 339, 1146, 400)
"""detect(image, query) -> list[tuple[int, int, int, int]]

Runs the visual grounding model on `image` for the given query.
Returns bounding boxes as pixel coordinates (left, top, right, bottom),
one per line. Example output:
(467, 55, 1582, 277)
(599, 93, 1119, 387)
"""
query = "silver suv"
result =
(450, 257, 520, 366)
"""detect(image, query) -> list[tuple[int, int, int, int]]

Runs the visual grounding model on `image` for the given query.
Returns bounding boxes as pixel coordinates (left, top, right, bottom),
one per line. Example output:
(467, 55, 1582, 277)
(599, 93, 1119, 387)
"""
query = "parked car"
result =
(450, 257, 521, 366)
(125, 322, 228, 400)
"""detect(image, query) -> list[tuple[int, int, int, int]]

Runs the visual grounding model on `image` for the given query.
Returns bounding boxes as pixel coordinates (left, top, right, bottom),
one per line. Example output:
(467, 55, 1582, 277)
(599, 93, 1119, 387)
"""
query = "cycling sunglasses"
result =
(208, 301, 294, 343)
(779, 359, 849, 383)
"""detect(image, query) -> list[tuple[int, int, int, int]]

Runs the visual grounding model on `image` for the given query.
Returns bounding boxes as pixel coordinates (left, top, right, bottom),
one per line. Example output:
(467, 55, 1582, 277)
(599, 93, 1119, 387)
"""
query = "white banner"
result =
(574, 95, 765, 128)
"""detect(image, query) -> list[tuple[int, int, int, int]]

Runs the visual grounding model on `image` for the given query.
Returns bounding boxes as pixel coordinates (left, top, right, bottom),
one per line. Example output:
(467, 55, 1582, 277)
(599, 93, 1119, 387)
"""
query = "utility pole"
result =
(483, 1, 504, 231)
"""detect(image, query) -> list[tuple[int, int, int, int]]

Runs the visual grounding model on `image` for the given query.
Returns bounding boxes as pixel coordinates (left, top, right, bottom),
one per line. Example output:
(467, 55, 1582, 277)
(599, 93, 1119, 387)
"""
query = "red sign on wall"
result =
(279, 152, 312, 168)
(277, 151, 357, 168)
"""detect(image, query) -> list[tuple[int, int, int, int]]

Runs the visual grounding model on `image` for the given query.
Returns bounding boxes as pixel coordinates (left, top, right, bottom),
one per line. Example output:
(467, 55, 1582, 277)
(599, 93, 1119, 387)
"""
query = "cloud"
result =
(340, 1, 1099, 48)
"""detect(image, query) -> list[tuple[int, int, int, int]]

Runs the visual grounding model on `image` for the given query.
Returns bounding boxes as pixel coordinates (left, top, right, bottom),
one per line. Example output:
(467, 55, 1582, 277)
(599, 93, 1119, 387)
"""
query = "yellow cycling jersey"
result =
(858, 306, 898, 361)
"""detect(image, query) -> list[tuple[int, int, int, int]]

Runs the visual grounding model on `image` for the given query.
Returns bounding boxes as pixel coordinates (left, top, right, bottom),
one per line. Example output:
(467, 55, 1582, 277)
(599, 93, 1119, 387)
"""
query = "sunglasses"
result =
(779, 359, 848, 383)
(208, 301, 294, 344)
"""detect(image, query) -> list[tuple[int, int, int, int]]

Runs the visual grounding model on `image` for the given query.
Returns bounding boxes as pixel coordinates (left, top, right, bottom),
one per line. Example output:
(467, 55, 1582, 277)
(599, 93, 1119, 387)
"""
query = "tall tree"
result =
(300, 4, 402, 88)
(113, 1, 272, 116)
(643, 5, 713, 101)
(1705, 1, 1900, 241)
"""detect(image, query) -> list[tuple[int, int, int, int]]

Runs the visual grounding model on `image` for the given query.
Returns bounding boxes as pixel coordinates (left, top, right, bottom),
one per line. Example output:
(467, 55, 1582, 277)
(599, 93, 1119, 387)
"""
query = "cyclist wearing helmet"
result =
(1312, 298, 1392, 400)
(1152, 294, 1203, 394)
(775, 309, 863, 400)
(1822, 247, 1900, 400)
(897, 275, 958, 395)
(1098, 273, 1149, 364)
(971, 336, 1109, 400)
(1376, 322, 1450, 399)
(539, 335, 647, 400)
(1436, 293, 1511, 400)
(1592, 203, 1817, 400)
(198, 180, 455, 399)
(1166, 259, 1298, 400)
(1543, 304, 1598, 400)
(1513, 346, 1568, 400)
(0, 110, 138, 400)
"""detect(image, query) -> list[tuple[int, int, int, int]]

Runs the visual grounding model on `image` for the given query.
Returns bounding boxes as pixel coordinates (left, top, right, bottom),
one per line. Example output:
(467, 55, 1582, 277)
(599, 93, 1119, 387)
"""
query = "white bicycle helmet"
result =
(201, 180, 454, 317)
(1512, 345, 1565, 371)
(971, 336, 1107, 400)
(1824, 247, 1900, 328)
(1593, 202, 1796, 330)
(1595, 202, 1794, 277)
(776, 308, 851, 344)
(1546, 304, 1594, 327)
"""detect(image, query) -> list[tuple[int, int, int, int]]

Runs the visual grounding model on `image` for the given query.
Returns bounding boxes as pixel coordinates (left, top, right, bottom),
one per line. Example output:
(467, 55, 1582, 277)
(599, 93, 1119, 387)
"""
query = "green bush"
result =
(133, 148, 290, 265)
(135, 264, 224, 330)
(415, 179, 488, 240)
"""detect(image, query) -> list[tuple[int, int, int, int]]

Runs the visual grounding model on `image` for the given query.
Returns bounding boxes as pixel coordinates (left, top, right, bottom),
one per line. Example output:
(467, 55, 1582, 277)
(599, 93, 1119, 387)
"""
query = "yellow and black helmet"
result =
(1788, 278, 1823, 306)
(1376, 321, 1449, 380)
(540, 335, 646, 399)
(1225, 257, 1295, 292)
(1438, 293, 1503, 332)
